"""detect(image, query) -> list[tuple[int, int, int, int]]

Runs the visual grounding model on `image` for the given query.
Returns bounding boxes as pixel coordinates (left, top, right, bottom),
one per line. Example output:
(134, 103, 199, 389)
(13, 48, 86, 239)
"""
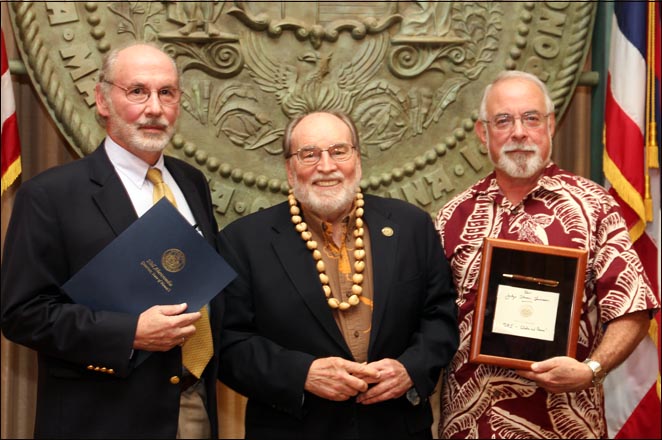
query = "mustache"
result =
(501, 142, 539, 153)
(137, 118, 170, 130)
(311, 172, 344, 183)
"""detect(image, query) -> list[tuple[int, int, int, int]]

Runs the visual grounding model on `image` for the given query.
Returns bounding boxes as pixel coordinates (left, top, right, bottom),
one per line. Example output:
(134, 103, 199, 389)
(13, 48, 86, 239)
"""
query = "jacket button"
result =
(170, 376, 181, 385)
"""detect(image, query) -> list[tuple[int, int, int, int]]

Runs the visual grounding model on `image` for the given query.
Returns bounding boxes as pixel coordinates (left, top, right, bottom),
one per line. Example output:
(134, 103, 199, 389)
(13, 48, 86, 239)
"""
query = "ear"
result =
(95, 83, 110, 118)
(547, 112, 556, 137)
(475, 119, 488, 145)
(285, 159, 295, 188)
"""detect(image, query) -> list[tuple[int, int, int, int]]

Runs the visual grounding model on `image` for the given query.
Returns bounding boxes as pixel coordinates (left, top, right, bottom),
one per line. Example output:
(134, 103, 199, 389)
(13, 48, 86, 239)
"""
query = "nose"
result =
(316, 150, 339, 172)
(143, 92, 163, 116)
(510, 117, 527, 139)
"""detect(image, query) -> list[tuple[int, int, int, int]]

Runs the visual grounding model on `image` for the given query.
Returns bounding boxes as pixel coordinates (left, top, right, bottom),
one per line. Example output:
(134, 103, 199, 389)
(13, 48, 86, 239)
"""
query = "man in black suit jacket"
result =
(218, 110, 459, 439)
(1, 43, 221, 438)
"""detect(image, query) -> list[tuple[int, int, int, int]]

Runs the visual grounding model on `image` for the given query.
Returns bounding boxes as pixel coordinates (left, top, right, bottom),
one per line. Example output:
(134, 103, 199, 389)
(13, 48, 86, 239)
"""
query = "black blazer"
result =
(217, 195, 459, 439)
(1, 145, 221, 439)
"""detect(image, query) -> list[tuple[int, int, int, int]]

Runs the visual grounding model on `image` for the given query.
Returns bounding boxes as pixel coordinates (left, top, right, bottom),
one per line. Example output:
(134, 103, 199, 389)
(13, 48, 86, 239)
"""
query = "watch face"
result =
(585, 359, 605, 384)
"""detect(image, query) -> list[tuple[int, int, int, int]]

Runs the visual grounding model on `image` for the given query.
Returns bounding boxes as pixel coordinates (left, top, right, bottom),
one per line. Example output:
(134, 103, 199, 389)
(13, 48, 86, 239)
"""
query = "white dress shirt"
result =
(103, 138, 197, 227)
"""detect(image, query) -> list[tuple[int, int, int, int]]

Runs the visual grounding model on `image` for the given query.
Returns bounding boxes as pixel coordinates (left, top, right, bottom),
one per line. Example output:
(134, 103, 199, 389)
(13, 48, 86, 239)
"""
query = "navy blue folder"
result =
(63, 198, 236, 315)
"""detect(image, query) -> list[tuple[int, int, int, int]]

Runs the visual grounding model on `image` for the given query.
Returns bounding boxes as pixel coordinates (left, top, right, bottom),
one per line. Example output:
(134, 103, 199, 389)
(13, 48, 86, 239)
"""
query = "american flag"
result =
(603, 1, 661, 438)
(1, 27, 21, 194)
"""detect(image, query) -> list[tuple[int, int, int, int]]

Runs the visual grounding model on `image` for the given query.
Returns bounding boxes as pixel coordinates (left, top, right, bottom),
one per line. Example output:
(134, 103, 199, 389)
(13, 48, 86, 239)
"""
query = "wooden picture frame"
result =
(470, 238, 588, 370)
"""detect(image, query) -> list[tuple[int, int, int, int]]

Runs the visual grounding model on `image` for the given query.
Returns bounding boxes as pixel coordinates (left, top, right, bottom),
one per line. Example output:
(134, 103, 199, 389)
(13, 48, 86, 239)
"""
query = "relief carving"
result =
(9, 1, 595, 227)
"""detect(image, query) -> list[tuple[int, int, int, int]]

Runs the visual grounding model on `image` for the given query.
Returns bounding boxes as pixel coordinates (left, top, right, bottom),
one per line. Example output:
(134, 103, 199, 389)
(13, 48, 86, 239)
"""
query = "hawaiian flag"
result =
(1, 27, 21, 194)
(603, 1, 661, 438)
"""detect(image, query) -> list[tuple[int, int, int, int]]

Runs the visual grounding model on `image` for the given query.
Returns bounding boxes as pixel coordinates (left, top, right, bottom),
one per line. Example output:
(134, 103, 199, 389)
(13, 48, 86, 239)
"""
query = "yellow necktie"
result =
(146, 168, 177, 207)
(181, 305, 213, 378)
(146, 167, 214, 378)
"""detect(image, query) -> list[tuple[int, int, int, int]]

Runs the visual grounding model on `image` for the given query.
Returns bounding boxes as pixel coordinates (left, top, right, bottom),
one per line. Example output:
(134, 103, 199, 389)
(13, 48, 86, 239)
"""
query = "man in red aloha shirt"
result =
(435, 70, 659, 439)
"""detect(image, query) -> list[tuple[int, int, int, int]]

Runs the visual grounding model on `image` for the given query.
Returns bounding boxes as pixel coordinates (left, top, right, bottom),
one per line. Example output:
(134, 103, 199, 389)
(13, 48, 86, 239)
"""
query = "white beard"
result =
(107, 102, 174, 153)
(489, 139, 551, 179)
(292, 171, 360, 220)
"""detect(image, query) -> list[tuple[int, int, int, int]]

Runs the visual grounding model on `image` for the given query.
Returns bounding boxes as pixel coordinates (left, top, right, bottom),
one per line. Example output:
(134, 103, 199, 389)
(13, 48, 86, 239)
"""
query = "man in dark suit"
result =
(1, 43, 221, 438)
(217, 110, 459, 439)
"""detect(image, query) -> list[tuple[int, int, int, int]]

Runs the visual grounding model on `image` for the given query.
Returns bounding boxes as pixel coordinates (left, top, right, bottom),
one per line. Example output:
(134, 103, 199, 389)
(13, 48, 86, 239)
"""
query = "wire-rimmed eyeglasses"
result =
(482, 111, 550, 131)
(103, 80, 182, 106)
(286, 143, 356, 165)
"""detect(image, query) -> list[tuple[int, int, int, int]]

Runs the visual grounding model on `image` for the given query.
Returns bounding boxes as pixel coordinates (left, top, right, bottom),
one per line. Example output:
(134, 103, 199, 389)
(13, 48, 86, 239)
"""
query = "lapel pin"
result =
(381, 227, 394, 237)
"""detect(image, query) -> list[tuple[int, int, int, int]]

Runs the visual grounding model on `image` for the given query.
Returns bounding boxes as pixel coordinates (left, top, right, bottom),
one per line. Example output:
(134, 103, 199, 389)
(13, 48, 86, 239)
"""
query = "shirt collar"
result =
(471, 162, 560, 203)
(302, 205, 356, 243)
(104, 137, 166, 189)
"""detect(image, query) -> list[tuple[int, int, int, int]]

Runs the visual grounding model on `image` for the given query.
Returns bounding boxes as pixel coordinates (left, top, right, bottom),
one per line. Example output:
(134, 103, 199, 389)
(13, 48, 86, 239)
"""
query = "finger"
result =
(515, 369, 535, 380)
(158, 303, 189, 316)
(335, 375, 368, 394)
(530, 356, 563, 372)
(348, 363, 380, 380)
(169, 312, 202, 328)
(354, 373, 381, 385)
(179, 323, 198, 338)
(311, 381, 359, 400)
(329, 393, 349, 401)
(530, 362, 547, 373)
(335, 381, 365, 398)
(357, 384, 387, 404)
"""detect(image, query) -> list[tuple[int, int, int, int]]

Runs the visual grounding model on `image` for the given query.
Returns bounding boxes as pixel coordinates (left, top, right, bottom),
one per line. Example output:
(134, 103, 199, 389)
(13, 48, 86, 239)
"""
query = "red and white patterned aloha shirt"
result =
(435, 163, 659, 439)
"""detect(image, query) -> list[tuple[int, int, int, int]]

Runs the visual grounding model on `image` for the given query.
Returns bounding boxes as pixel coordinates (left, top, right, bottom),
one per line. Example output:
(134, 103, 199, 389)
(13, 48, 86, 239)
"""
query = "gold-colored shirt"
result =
(304, 208, 374, 363)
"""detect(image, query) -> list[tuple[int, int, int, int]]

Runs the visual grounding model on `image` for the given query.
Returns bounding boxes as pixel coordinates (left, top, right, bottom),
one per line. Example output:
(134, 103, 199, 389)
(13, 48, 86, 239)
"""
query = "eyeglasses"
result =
(103, 80, 182, 106)
(482, 111, 550, 131)
(286, 143, 356, 165)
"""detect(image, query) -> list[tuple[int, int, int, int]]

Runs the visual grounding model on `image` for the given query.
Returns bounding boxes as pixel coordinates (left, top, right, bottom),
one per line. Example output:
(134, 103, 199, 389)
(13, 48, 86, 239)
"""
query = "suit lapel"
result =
(88, 145, 138, 237)
(87, 147, 211, 242)
(363, 199, 398, 356)
(271, 205, 351, 356)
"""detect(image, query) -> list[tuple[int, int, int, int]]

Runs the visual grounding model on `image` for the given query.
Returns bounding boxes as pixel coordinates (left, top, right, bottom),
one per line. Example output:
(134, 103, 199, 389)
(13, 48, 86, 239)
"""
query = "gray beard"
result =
(126, 128, 173, 152)
(292, 173, 360, 220)
(490, 140, 551, 179)
(107, 102, 174, 153)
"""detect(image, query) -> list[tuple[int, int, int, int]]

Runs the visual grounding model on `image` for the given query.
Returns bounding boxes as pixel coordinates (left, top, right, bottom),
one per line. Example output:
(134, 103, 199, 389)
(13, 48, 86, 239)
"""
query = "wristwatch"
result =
(406, 387, 421, 406)
(583, 358, 606, 386)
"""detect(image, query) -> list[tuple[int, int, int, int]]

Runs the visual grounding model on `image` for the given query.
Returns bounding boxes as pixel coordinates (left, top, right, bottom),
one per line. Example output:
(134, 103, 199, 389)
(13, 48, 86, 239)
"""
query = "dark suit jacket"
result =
(217, 195, 459, 439)
(0, 145, 222, 439)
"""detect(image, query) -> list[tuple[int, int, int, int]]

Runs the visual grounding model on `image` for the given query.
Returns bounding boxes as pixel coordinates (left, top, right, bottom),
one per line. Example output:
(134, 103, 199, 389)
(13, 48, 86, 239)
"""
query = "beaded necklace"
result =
(288, 190, 365, 311)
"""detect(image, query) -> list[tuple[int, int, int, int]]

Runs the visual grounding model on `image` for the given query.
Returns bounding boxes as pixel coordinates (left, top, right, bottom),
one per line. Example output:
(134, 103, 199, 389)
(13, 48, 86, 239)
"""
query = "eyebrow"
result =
(494, 110, 541, 116)
(125, 81, 177, 88)
(300, 142, 350, 148)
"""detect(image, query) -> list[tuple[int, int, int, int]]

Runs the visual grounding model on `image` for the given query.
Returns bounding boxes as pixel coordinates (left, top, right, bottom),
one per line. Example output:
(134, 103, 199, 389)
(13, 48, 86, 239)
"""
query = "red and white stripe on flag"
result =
(603, 1, 661, 439)
(1, 27, 21, 194)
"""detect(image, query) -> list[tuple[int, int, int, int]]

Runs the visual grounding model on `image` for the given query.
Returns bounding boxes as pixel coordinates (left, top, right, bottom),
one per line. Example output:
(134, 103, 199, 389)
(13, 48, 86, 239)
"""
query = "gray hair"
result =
(282, 110, 361, 158)
(478, 70, 555, 120)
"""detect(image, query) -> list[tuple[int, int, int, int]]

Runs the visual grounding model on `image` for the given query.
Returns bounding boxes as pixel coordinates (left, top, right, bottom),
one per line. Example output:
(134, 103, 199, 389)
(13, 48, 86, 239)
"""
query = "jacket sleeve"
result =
(1, 179, 138, 377)
(217, 225, 315, 418)
(395, 212, 459, 399)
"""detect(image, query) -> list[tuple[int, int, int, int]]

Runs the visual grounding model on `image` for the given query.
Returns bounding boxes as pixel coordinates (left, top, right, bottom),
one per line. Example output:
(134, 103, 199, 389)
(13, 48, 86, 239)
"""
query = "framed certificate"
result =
(470, 238, 587, 370)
